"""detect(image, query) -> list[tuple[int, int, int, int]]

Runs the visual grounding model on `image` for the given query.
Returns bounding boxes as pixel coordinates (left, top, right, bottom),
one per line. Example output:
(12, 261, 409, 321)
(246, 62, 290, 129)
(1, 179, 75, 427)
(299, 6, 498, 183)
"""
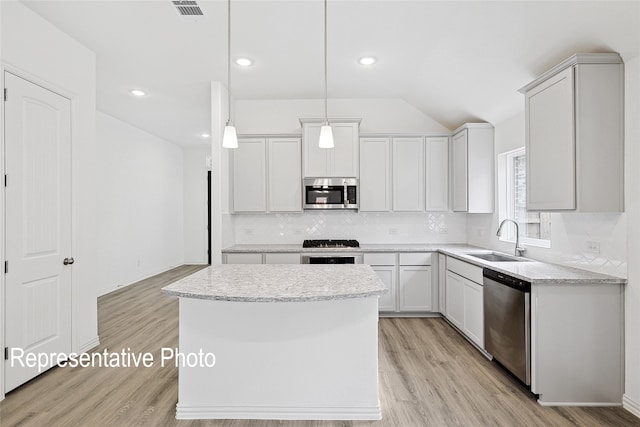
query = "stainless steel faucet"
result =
(496, 219, 526, 256)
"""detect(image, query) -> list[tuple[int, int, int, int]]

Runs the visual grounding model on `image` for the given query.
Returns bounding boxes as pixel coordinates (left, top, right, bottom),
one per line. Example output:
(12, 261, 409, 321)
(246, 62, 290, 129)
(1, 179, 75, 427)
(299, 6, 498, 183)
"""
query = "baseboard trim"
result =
(175, 404, 382, 420)
(77, 336, 100, 353)
(623, 394, 640, 418)
(98, 263, 189, 297)
(537, 401, 621, 407)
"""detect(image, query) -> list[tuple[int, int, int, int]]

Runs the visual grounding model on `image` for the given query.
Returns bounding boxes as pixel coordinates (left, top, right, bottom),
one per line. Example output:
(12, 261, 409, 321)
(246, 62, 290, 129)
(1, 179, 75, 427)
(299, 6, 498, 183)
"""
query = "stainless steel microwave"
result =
(303, 178, 358, 210)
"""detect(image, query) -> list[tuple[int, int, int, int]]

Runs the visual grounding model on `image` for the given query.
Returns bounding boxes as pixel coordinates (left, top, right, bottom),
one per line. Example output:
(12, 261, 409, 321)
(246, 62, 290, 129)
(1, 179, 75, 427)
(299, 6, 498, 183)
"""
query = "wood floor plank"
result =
(1, 265, 639, 427)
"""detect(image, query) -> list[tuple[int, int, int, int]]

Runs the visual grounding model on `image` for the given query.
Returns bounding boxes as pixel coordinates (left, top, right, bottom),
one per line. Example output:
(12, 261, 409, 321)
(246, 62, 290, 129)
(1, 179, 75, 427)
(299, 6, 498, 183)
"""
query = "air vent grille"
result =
(172, 1, 204, 16)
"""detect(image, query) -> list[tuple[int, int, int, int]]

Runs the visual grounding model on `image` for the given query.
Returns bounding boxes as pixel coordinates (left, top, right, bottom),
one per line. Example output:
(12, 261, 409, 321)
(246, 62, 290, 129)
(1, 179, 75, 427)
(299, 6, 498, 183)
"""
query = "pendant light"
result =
(318, 0, 334, 148)
(222, 0, 238, 149)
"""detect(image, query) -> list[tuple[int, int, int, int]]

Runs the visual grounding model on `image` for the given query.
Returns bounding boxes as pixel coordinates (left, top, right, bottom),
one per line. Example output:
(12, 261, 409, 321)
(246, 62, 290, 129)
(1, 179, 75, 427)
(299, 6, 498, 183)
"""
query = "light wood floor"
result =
(1, 265, 638, 427)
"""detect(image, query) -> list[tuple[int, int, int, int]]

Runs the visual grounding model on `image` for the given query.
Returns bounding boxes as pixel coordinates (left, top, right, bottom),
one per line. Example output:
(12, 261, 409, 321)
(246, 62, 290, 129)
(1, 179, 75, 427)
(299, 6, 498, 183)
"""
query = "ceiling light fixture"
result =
(318, 0, 334, 149)
(222, 0, 238, 149)
(130, 89, 146, 97)
(359, 57, 376, 65)
(235, 58, 252, 66)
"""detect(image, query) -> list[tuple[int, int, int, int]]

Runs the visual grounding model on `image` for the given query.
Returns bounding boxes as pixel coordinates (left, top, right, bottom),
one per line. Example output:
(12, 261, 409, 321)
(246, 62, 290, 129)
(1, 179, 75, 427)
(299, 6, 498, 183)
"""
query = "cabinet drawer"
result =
(364, 253, 396, 266)
(399, 252, 432, 266)
(447, 257, 482, 284)
(264, 253, 300, 264)
(225, 253, 263, 264)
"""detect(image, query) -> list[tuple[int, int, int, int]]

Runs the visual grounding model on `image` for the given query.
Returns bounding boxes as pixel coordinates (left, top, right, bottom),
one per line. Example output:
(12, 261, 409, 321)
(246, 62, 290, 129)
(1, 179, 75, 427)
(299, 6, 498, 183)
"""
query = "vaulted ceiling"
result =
(22, 0, 640, 146)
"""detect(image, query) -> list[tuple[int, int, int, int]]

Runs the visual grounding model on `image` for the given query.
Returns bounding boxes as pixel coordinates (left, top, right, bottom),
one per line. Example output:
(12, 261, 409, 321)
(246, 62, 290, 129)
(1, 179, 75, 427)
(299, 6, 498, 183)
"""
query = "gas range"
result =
(302, 239, 360, 249)
(301, 240, 362, 264)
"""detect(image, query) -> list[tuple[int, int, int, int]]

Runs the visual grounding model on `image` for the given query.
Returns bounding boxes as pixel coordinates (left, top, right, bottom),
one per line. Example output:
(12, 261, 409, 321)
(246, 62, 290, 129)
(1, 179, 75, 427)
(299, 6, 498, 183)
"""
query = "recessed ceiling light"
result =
(130, 89, 146, 97)
(235, 58, 252, 66)
(200, 132, 210, 138)
(358, 57, 376, 66)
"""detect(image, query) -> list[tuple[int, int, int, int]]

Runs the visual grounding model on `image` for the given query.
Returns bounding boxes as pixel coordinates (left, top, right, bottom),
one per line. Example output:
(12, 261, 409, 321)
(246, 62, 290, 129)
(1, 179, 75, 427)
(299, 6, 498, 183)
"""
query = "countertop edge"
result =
(162, 288, 387, 302)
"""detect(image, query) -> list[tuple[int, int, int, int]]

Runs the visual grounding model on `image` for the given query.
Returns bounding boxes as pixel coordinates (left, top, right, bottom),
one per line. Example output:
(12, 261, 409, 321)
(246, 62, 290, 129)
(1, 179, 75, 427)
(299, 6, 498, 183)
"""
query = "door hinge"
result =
(4, 261, 7, 274)
(4, 347, 8, 361)
(3, 88, 7, 102)
(4, 174, 6, 187)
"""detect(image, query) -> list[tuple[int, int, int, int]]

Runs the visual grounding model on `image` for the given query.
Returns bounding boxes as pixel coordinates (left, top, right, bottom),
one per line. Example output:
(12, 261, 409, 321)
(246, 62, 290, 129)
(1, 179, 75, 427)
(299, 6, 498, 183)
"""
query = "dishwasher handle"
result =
(483, 268, 531, 292)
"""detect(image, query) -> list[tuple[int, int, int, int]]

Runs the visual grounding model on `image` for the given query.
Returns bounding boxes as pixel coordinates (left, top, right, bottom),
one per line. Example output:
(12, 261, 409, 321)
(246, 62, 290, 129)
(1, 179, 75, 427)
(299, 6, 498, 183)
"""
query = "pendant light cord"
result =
(227, 0, 232, 124)
(324, 0, 328, 124)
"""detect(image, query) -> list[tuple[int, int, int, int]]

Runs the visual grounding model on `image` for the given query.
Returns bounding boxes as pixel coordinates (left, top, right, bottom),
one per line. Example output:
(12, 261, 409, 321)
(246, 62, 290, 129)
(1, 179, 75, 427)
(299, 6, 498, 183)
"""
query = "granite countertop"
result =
(162, 264, 388, 302)
(222, 243, 626, 285)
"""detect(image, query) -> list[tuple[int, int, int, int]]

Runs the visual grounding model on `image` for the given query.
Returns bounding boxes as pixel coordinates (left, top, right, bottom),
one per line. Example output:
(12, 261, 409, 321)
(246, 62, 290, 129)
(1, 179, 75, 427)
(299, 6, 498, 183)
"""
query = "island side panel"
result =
(531, 282, 624, 405)
(175, 297, 381, 420)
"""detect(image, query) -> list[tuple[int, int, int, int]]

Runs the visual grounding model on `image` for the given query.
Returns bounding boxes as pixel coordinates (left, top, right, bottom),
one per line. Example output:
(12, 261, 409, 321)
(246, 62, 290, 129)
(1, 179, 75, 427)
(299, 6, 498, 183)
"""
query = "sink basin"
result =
(465, 252, 530, 263)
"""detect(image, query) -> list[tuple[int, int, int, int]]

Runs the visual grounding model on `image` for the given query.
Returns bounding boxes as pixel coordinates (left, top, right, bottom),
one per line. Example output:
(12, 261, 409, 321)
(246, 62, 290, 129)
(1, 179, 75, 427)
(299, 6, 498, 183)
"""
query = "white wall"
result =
(96, 112, 184, 295)
(1, 0, 98, 400)
(235, 98, 450, 134)
(183, 147, 210, 264)
(623, 55, 640, 417)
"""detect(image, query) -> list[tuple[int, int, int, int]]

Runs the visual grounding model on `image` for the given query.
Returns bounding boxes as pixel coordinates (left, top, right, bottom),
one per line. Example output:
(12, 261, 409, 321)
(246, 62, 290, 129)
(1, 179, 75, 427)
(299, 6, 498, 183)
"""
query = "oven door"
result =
(301, 254, 363, 264)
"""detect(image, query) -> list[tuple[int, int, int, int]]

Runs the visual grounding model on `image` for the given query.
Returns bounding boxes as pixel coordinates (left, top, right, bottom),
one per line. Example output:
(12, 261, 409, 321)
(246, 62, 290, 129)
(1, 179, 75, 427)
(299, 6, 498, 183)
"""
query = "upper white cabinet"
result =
(268, 138, 302, 212)
(233, 137, 302, 213)
(233, 138, 267, 212)
(392, 137, 425, 212)
(425, 137, 449, 211)
(301, 119, 360, 178)
(451, 124, 494, 213)
(520, 53, 624, 212)
(360, 138, 391, 212)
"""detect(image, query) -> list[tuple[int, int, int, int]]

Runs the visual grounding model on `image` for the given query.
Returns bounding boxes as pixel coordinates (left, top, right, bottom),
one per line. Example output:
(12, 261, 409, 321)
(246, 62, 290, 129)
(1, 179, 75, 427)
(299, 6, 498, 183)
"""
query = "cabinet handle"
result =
(63, 257, 75, 265)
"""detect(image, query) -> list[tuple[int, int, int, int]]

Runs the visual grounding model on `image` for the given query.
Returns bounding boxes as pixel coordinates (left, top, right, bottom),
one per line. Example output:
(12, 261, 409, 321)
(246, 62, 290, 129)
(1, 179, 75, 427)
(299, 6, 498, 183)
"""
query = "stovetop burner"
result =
(303, 239, 360, 249)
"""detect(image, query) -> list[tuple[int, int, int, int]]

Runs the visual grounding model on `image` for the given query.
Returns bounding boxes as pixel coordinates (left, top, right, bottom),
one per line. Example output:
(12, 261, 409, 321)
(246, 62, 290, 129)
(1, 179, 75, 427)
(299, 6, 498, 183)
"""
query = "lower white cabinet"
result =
(372, 265, 397, 312)
(224, 252, 300, 264)
(462, 278, 483, 348)
(445, 271, 464, 329)
(445, 257, 484, 348)
(366, 252, 434, 315)
(399, 266, 432, 311)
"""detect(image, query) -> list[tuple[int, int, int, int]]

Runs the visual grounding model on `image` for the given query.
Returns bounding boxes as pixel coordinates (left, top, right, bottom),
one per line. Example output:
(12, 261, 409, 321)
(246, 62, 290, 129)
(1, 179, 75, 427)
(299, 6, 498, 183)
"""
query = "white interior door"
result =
(4, 72, 72, 392)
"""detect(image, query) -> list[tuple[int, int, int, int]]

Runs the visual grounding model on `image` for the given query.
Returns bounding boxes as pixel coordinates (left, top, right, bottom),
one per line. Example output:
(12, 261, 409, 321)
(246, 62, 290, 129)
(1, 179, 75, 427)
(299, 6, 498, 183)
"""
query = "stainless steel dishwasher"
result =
(483, 268, 531, 385)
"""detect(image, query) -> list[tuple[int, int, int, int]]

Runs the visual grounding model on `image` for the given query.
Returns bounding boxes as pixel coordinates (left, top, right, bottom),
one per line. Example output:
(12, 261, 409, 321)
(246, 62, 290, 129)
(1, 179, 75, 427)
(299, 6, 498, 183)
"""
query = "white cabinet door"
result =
(302, 121, 359, 178)
(264, 253, 300, 264)
(425, 137, 449, 211)
(525, 67, 576, 210)
(268, 138, 302, 212)
(438, 253, 447, 314)
(225, 253, 263, 264)
(462, 278, 484, 348)
(392, 138, 424, 212)
(233, 138, 267, 212)
(303, 123, 329, 177)
(359, 138, 391, 212)
(332, 122, 359, 177)
(445, 270, 464, 329)
(399, 266, 432, 312)
(451, 130, 468, 212)
(372, 265, 397, 312)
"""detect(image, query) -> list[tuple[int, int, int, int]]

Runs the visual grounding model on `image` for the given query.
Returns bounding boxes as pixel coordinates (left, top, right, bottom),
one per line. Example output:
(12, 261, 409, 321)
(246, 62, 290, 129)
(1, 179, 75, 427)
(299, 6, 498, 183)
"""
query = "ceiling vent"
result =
(172, 1, 205, 21)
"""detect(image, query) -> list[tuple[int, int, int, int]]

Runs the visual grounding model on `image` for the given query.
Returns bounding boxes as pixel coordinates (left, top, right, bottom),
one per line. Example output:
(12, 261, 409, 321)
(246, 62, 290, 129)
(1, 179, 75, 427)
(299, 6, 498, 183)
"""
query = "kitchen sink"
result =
(465, 252, 530, 263)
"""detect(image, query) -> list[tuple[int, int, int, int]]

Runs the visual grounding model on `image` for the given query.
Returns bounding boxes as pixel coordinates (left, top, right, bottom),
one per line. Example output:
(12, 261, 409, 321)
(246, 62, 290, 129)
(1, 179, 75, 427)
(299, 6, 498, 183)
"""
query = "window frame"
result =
(498, 147, 551, 249)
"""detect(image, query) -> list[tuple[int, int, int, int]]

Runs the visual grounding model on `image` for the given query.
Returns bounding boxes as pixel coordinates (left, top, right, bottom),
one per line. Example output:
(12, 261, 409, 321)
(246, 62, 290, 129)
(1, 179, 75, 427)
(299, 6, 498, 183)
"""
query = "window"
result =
(498, 148, 551, 247)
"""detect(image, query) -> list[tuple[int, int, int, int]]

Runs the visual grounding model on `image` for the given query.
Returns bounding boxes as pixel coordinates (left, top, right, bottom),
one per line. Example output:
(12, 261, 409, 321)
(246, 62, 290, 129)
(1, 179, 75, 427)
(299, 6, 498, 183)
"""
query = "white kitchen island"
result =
(162, 264, 387, 421)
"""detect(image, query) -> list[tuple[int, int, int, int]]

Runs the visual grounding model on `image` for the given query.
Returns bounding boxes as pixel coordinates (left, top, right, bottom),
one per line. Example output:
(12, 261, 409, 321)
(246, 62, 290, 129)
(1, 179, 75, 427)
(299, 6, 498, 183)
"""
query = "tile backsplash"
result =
(231, 211, 468, 245)
(467, 212, 627, 278)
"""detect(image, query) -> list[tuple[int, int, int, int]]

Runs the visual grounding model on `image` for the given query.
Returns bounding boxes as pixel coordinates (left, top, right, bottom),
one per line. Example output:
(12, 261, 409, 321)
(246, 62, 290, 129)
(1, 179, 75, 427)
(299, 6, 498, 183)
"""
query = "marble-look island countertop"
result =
(162, 264, 388, 302)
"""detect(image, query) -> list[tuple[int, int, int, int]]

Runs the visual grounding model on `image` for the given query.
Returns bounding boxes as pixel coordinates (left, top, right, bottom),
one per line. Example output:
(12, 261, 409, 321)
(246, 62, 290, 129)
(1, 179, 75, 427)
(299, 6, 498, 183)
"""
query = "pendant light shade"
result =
(223, 0, 237, 149)
(222, 122, 238, 148)
(319, 123, 334, 148)
(319, 0, 334, 148)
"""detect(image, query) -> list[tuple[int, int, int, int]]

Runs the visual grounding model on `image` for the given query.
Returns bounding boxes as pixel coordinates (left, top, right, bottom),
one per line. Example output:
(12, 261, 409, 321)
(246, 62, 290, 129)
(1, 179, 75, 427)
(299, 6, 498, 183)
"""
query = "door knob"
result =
(63, 257, 75, 265)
